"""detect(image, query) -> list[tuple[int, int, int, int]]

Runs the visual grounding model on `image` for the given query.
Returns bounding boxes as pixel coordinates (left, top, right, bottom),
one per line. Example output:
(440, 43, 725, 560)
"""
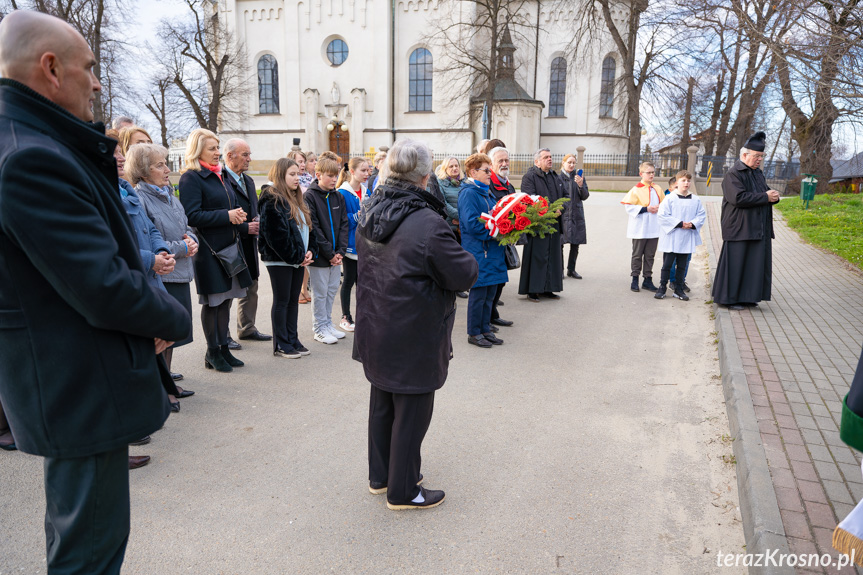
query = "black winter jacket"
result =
(353, 179, 478, 394)
(560, 170, 589, 245)
(179, 167, 253, 294)
(225, 169, 260, 280)
(258, 188, 318, 265)
(720, 160, 776, 242)
(0, 79, 190, 458)
(304, 181, 349, 267)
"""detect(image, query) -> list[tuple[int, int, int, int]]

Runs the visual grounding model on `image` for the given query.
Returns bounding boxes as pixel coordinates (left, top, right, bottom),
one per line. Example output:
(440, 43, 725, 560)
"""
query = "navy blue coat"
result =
(458, 179, 508, 288)
(0, 79, 190, 458)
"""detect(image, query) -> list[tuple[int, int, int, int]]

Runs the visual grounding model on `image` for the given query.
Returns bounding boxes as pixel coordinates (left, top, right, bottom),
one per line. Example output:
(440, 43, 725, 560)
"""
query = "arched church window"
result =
(409, 48, 433, 112)
(600, 56, 616, 118)
(549, 57, 566, 117)
(257, 55, 279, 114)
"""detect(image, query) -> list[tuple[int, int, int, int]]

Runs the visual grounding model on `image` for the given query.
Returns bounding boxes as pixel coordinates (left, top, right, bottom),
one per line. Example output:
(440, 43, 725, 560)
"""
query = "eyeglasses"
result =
(477, 168, 492, 175)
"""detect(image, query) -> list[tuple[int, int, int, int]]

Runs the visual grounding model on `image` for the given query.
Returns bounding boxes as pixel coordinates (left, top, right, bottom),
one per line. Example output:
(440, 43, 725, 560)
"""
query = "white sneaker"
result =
(326, 324, 346, 339)
(339, 316, 355, 332)
(313, 331, 338, 345)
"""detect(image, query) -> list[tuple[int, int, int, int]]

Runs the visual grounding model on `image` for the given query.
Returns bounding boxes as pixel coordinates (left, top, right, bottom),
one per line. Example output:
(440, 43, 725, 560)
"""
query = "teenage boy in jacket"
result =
(305, 158, 350, 344)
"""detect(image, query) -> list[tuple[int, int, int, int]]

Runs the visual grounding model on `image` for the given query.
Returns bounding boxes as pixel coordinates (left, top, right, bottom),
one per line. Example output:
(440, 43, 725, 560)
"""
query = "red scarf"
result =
(200, 160, 223, 181)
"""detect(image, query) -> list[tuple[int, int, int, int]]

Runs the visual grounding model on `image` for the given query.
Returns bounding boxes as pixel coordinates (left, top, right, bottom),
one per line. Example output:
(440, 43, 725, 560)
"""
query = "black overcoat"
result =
(225, 169, 260, 280)
(560, 170, 589, 245)
(720, 159, 774, 241)
(518, 166, 565, 294)
(353, 181, 478, 394)
(0, 79, 191, 458)
(179, 168, 253, 295)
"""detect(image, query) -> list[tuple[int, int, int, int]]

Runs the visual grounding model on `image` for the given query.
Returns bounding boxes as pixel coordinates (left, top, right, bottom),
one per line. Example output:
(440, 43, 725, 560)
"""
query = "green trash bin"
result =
(800, 174, 817, 208)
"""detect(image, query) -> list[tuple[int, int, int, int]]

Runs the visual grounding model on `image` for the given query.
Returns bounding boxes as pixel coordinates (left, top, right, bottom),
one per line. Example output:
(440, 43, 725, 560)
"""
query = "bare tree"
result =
(158, 0, 251, 133)
(423, 0, 536, 134)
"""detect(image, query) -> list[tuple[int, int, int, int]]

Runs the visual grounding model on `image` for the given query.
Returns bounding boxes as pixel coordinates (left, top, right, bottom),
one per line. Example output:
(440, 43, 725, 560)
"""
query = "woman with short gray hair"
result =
(127, 144, 199, 387)
(354, 138, 478, 510)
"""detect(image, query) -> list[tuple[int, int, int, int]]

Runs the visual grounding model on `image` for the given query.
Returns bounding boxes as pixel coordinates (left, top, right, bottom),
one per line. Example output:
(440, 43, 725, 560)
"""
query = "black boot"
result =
(654, 283, 667, 299)
(220, 345, 244, 367)
(630, 277, 640, 292)
(642, 277, 658, 292)
(205, 348, 232, 372)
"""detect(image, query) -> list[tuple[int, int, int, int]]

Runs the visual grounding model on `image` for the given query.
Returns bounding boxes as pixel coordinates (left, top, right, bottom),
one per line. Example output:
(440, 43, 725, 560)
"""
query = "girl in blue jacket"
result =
(336, 157, 370, 332)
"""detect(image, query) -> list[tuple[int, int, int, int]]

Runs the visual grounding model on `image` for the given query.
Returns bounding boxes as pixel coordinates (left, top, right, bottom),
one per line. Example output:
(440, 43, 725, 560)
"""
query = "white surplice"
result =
(657, 193, 706, 254)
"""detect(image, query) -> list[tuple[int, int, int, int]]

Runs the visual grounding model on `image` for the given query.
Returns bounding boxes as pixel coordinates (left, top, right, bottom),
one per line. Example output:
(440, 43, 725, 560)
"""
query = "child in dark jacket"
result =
(304, 157, 350, 345)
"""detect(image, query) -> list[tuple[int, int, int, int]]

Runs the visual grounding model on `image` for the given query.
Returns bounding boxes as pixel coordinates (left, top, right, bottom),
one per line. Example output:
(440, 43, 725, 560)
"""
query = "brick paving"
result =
(707, 202, 863, 574)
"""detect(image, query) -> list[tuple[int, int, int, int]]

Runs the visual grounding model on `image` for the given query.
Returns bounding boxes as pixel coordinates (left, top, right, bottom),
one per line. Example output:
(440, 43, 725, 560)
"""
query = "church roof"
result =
(471, 77, 544, 106)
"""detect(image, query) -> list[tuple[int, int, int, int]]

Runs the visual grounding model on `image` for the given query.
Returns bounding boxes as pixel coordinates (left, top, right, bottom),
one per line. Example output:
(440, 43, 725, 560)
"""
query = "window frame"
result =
(408, 48, 433, 112)
(257, 54, 279, 115)
(600, 56, 616, 118)
(548, 57, 567, 117)
(326, 39, 349, 67)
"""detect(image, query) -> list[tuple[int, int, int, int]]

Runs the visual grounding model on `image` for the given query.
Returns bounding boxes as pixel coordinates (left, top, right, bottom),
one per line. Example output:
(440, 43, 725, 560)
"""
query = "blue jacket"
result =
(337, 182, 363, 256)
(458, 179, 507, 288)
(120, 180, 170, 291)
(436, 175, 461, 225)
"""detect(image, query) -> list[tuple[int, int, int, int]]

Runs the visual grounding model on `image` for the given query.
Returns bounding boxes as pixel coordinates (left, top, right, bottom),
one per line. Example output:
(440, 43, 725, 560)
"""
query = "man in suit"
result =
(224, 138, 271, 344)
(0, 11, 191, 574)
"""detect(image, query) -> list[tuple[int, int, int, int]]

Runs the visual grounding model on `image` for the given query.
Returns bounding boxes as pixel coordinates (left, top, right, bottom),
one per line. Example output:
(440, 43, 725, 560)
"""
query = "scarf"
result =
(468, 178, 490, 191)
(444, 176, 462, 187)
(200, 160, 222, 180)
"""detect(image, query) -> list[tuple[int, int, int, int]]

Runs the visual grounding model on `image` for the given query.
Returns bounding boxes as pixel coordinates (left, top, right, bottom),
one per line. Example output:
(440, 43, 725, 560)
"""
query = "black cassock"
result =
(712, 159, 778, 305)
(518, 165, 566, 295)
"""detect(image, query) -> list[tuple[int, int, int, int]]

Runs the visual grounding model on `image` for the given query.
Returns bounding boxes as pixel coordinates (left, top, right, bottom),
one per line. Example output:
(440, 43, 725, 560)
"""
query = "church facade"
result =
(219, 0, 630, 161)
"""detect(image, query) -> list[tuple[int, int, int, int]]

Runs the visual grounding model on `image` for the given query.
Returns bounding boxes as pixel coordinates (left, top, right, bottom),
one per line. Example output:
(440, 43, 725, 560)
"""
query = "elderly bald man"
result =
(0, 11, 190, 574)
(223, 138, 271, 343)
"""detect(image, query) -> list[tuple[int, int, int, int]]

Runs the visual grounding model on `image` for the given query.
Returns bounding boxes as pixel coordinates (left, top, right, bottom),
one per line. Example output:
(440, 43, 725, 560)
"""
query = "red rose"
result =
(520, 196, 534, 205)
(497, 219, 514, 234)
(538, 207, 548, 216)
(512, 202, 527, 214)
(514, 216, 531, 230)
(492, 205, 502, 216)
(539, 197, 549, 207)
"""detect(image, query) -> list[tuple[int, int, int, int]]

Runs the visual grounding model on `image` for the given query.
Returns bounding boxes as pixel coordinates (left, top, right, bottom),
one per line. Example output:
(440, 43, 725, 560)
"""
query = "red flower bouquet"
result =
(479, 192, 569, 246)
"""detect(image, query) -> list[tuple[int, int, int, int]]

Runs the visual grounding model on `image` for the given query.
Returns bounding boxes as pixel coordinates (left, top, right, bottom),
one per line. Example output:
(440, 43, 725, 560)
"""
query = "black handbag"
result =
(198, 231, 247, 278)
(504, 244, 520, 270)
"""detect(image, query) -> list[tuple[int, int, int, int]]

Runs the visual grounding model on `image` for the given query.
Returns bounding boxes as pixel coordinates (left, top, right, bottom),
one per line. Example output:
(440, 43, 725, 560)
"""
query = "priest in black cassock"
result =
(712, 132, 781, 310)
(518, 148, 566, 302)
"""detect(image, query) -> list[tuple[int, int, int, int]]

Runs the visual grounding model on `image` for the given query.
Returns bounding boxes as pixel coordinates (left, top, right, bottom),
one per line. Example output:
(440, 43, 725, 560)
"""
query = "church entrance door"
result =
(329, 128, 350, 158)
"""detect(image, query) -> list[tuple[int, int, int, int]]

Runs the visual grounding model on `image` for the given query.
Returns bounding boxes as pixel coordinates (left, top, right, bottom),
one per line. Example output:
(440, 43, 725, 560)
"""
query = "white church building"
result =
(219, 0, 630, 162)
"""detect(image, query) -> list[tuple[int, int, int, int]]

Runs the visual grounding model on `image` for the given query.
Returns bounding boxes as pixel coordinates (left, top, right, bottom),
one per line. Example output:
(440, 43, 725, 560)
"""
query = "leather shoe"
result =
(568, 270, 582, 279)
(542, 292, 560, 300)
(456, 291, 468, 299)
(170, 402, 180, 413)
(370, 474, 424, 495)
(491, 318, 513, 327)
(527, 293, 540, 302)
(129, 455, 150, 470)
(171, 372, 184, 381)
(728, 304, 745, 310)
(227, 337, 242, 350)
(468, 335, 492, 348)
(176, 388, 195, 399)
(482, 332, 504, 345)
(129, 436, 151, 446)
(0, 441, 16, 451)
(497, 300, 504, 306)
(240, 330, 273, 341)
(489, 325, 499, 333)
(387, 487, 445, 510)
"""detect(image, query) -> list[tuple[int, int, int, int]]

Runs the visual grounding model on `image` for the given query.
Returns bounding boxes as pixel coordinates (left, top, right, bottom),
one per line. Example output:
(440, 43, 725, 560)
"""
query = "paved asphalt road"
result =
(0, 192, 746, 574)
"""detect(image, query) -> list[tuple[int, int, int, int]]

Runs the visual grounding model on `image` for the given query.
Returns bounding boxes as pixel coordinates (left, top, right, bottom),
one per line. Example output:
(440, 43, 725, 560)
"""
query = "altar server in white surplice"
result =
(655, 170, 706, 302)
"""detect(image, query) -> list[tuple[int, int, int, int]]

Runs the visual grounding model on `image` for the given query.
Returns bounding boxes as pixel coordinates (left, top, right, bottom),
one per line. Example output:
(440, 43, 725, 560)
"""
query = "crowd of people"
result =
(0, 9, 786, 575)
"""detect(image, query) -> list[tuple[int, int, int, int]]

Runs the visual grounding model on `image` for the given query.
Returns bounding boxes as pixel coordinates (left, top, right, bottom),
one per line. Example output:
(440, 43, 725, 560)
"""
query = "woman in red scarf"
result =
(179, 129, 254, 372)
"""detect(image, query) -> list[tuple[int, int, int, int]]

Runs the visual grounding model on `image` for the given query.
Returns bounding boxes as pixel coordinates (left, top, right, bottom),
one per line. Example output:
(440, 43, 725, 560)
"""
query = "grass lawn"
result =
(775, 193, 863, 270)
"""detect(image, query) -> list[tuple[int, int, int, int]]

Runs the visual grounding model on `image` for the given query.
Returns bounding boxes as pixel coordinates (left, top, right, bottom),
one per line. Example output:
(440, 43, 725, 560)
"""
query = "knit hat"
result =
(744, 131, 766, 152)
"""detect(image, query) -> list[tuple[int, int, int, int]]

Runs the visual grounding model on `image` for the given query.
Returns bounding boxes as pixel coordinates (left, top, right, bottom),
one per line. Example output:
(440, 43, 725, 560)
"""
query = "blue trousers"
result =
(467, 284, 495, 336)
(669, 253, 691, 283)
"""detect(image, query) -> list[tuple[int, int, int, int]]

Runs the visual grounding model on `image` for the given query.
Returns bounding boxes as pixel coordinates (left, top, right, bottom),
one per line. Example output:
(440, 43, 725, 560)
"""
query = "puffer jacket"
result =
(135, 182, 198, 283)
(436, 175, 461, 226)
(353, 178, 478, 394)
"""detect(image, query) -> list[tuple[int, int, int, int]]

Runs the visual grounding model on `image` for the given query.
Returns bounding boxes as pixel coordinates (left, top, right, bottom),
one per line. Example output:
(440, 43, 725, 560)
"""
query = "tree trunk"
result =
(680, 76, 694, 157)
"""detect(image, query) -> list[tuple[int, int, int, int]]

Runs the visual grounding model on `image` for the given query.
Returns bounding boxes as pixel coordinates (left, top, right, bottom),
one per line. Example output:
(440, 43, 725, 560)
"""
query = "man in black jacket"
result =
(0, 12, 190, 574)
(712, 132, 781, 310)
(224, 138, 271, 343)
(518, 148, 566, 302)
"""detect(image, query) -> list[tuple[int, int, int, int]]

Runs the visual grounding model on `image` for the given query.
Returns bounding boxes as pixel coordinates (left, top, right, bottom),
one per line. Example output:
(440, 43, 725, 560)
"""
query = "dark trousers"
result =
(466, 284, 495, 336)
(267, 265, 305, 353)
(368, 385, 435, 503)
(490, 283, 505, 321)
(660, 252, 690, 287)
(44, 445, 130, 575)
(631, 238, 658, 278)
(340, 257, 358, 319)
(669, 253, 691, 284)
(567, 244, 579, 273)
(201, 300, 231, 349)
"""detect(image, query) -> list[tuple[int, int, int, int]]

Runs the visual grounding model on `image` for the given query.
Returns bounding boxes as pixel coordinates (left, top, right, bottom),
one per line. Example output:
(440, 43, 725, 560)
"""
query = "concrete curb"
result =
(705, 218, 794, 575)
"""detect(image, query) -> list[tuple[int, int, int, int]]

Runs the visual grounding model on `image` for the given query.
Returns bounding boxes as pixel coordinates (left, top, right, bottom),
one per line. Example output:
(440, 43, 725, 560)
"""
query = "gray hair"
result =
(534, 148, 551, 161)
(384, 138, 433, 185)
(111, 116, 134, 130)
(224, 138, 249, 154)
(476, 139, 490, 154)
(489, 147, 509, 162)
(125, 143, 169, 185)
